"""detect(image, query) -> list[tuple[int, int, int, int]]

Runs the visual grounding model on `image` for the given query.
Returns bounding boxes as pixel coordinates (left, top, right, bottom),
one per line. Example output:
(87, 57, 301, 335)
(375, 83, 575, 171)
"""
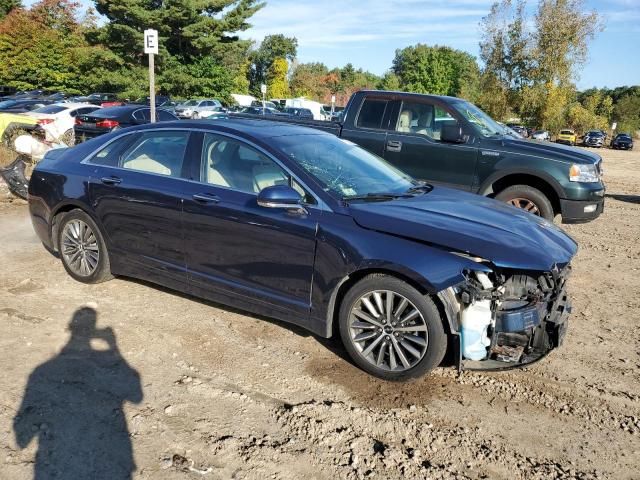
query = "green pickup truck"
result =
(251, 90, 605, 223)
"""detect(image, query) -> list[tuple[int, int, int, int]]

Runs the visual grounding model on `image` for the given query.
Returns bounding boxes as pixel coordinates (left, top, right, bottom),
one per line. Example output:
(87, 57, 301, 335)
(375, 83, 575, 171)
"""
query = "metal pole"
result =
(149, 53, 156, 123)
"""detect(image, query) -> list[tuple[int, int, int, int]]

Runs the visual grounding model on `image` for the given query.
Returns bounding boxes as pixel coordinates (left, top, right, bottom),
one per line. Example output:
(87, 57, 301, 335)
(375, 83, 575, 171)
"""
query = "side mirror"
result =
(441, 122, 466, 143)
(257, 185, 306, 214)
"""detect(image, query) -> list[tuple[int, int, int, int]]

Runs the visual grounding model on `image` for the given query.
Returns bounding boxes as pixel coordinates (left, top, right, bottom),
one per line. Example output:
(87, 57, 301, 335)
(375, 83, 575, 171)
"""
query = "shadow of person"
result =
(13, 307, 143, 480)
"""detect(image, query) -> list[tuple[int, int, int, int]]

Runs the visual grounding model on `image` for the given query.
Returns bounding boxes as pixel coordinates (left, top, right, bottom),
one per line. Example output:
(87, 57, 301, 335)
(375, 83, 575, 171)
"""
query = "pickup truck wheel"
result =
(496, 185, 554, 220)
(338, 274, 447, 381)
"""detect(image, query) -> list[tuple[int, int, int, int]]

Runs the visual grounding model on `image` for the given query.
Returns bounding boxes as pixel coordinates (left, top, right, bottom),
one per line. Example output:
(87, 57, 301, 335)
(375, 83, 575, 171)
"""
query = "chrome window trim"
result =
(79, 126, 331, 212)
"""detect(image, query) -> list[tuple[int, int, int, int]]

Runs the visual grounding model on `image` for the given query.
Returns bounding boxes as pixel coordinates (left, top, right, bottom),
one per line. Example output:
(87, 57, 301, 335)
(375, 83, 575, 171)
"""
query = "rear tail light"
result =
(37, 118, 54, 125)
(96, 119, 119, 128)
(75, 118, 83, 126)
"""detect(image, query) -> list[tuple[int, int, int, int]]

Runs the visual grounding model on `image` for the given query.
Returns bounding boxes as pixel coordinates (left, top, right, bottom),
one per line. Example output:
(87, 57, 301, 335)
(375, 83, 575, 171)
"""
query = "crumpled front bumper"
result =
(441, 266, 572, 372)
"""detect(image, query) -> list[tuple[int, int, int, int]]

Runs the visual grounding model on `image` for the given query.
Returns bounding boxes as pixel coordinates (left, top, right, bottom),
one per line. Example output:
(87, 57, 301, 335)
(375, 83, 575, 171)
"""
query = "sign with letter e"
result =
(144, 29, 158, 55)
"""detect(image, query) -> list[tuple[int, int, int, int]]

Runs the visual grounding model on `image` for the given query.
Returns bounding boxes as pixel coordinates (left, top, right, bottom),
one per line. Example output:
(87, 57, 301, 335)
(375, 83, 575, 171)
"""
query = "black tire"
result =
(495, 184, 555, 221)
(338, 274, 447, 381)
(56, 209, 113, 284)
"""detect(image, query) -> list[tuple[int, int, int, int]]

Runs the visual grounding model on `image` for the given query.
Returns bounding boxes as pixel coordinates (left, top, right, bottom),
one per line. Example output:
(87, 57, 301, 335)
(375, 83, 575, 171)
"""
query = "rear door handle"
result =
(387, 140, 402, 152)
(192, 193, 221, 204)
(101, 176, 122, 185)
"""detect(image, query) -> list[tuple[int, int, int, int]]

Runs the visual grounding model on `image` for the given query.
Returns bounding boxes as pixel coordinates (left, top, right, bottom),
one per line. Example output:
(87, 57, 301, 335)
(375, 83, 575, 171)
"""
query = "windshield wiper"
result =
(343, 192, 411, 202)
(406, 181, 433, 194)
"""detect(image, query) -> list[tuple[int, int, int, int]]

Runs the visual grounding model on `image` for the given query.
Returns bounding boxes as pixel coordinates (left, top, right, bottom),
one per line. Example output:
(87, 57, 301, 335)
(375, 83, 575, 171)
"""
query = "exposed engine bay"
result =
(440, 263, 572, 370)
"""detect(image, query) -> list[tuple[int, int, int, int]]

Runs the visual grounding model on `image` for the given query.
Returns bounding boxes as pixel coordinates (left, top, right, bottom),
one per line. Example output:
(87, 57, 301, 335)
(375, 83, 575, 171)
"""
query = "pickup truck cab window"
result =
(451, 100, 503, 138)
(356, 98, 389, 129)
(395, 100, 461, 142)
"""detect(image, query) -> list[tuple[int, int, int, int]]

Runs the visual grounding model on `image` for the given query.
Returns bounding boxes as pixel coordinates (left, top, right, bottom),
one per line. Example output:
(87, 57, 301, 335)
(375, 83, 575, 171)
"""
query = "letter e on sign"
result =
(144, 29, 158, 55)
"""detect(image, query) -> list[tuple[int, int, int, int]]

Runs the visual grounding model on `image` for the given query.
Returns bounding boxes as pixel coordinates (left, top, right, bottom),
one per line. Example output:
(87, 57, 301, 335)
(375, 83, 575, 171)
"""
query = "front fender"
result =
(477, 165, 566, 199)
(309, 215, 489, 338)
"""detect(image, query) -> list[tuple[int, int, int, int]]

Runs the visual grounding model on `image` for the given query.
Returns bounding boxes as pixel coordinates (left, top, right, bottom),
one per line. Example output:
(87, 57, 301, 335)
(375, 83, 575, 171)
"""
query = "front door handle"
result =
(387, 140, 402, 152)
(101, 176, 122, 185)
(192, 193, 221, 204)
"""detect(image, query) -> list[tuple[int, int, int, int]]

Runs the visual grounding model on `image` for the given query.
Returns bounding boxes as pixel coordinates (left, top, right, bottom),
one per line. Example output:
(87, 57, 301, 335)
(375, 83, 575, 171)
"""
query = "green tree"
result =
(377, 71, 401, 91)
(91, 0, 263, 98)
(0, 0, 85, 91)
(613, 94, 640, 135)
(392, 44, 479, 97)
(249, 34, 297, 92)
(0, 0, 21, 19)
(478, 0, 602, 128)
(290, 62, 328, 98)
(266, 56, 289, 98)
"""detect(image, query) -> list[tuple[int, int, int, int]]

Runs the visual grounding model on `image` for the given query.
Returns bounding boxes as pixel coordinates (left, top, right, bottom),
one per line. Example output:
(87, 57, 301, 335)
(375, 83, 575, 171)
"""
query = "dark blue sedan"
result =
(28, 119, 577, 380)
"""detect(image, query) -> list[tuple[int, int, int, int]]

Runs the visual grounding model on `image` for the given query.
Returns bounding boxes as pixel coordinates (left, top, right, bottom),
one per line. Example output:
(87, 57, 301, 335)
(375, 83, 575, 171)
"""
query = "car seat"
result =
(414, 109, 434, 137)
(397, 110, 413, 132)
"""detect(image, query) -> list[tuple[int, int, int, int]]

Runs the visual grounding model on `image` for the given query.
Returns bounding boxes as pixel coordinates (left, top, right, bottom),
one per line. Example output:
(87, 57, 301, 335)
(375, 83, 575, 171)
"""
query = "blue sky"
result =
(25, 0, 640, 89)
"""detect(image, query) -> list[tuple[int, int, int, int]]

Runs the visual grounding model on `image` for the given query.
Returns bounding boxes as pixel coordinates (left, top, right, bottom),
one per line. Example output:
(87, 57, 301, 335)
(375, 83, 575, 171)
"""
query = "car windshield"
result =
(560, 130, 573, 135)
(272, 134, 419, 199)
(0, 100, 17, 108)
(451, 100, 504, 137)
(182, 100, 198, 106)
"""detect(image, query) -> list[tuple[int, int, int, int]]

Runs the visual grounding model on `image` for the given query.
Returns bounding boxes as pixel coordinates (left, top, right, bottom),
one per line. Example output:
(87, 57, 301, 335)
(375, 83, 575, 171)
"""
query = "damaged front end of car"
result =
(438, 262, 572, 371)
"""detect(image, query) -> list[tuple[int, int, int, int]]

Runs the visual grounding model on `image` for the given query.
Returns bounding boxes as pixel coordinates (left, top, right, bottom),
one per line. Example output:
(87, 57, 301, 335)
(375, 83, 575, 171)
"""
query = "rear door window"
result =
(356, 99, 389, 129)
(85, 134, 139, 167)
(157, 110, 176, 122)
(120, 131, 190, 178)
(132, 109, 150, 122)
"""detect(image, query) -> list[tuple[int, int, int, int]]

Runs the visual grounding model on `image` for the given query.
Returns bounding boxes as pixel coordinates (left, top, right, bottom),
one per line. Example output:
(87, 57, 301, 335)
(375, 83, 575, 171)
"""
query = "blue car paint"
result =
(28, 119, 577, 339)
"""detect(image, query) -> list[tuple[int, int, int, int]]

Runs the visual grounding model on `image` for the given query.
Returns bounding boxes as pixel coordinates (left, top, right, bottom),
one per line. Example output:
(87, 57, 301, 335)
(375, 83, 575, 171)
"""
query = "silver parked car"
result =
(174, 99, 222, 119)
(532, 130, 551, 141)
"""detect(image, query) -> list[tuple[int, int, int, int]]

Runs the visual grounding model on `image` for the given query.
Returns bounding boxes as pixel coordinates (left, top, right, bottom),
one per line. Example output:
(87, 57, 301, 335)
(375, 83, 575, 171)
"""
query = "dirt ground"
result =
(0, 147, 639, 480)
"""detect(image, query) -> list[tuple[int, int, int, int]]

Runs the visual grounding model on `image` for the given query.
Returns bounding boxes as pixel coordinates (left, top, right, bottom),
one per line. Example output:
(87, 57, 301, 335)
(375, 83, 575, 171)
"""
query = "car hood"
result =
(348, 187, 577, 272)
(495, 136, 600, 165)
(496, 136, 600, 165)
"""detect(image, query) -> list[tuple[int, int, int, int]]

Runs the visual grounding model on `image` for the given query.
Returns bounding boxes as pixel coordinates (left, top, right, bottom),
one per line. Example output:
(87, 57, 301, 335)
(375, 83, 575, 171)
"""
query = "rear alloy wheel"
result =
(495, 184, 554, 221)
(57, 210, 113, 284)
(339, 275, 447, 381)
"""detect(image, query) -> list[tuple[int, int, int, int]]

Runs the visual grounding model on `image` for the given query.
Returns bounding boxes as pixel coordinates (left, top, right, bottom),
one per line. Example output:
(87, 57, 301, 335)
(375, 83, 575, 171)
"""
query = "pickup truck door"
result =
(340, 95, 395, 157)
(383, 99, 478, 191)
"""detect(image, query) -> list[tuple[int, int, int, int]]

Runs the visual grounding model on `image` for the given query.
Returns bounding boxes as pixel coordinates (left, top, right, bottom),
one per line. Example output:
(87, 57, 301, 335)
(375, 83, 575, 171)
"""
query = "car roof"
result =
(132, 118, 333, 140)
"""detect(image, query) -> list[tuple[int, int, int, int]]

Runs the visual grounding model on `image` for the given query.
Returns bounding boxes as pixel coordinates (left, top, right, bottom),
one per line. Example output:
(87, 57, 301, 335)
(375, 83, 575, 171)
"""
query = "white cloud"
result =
(241, 0, 492, 47)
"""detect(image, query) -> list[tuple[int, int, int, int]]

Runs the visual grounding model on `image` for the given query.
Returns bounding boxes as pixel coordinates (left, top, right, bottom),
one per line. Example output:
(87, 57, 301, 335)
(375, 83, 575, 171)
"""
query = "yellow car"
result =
(0, 112, 38, 147)
(556, 129, 577, 146)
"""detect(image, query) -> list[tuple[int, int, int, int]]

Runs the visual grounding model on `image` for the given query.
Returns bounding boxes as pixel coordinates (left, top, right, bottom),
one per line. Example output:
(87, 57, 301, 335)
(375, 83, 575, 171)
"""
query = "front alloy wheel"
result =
(348, 290, 428, 372)
(339, 275, 447, 381)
